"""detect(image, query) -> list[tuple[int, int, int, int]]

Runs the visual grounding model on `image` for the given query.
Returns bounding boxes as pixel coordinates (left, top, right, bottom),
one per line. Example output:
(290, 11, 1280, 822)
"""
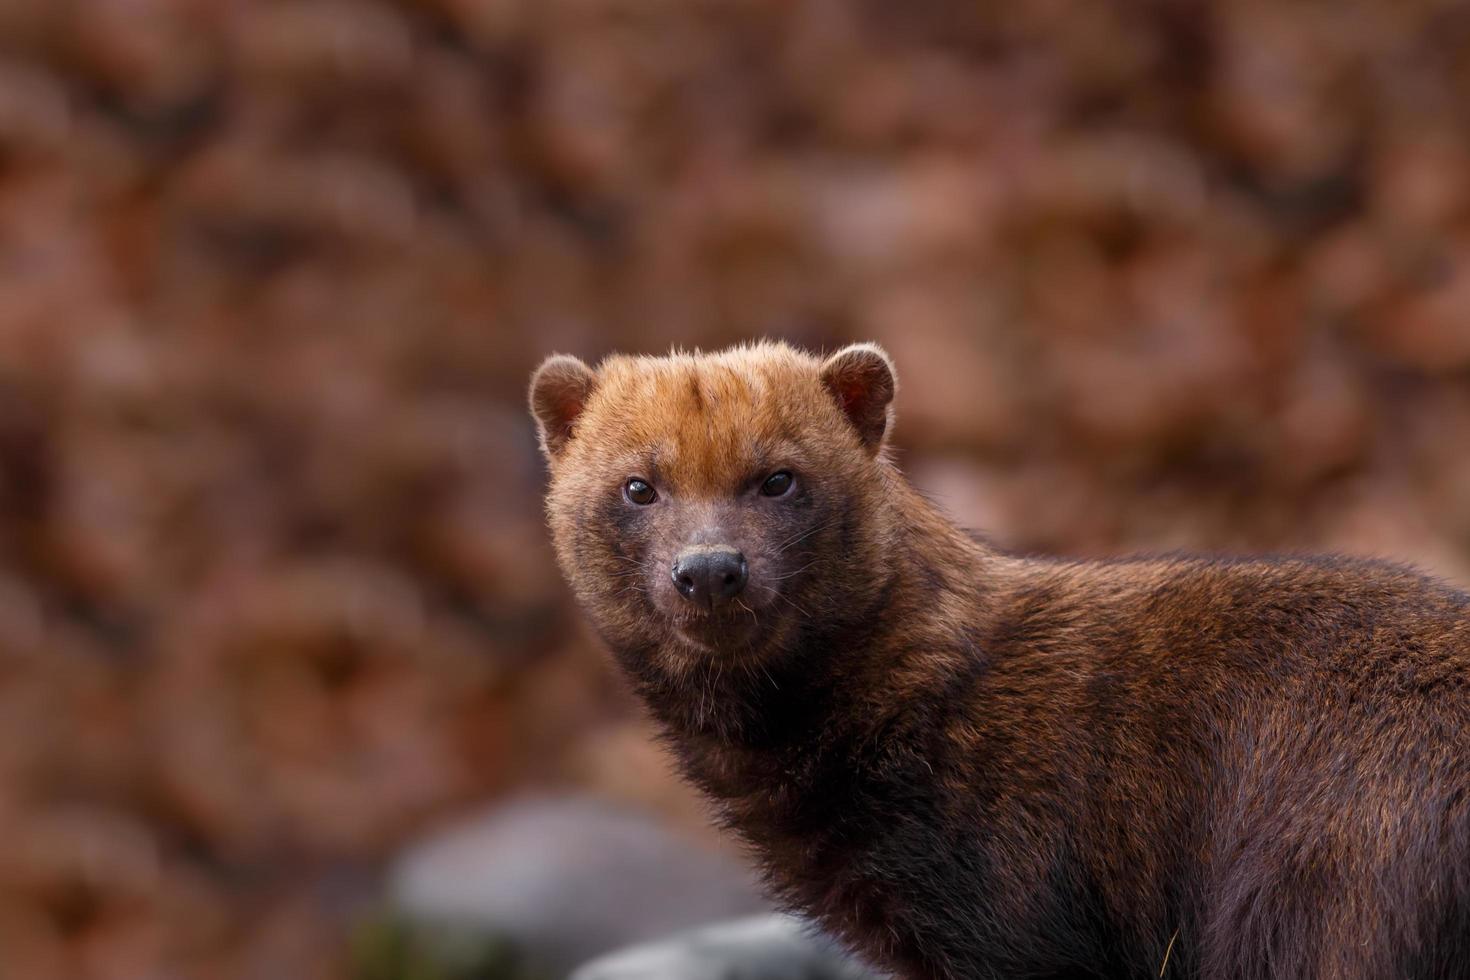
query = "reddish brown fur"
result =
(531, 341, 1470, 980)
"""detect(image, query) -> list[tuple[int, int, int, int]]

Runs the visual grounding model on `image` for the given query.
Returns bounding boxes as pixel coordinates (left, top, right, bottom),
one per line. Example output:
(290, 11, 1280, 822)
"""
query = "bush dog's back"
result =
(529, 341, 1470, 980)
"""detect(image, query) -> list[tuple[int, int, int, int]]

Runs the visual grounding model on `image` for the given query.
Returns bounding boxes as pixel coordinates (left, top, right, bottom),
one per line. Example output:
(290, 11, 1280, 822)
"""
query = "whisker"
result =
(734, 597, 760, 627)
(753, 582, 812, 619)
(773, 517, 841, 556)
(771, 559, 820, 581)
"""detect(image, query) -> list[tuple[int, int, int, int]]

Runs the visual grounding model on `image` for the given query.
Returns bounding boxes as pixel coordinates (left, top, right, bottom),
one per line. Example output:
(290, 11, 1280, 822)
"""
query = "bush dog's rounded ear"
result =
(529, 354, 598, 459)
(820, 343, 897, 454)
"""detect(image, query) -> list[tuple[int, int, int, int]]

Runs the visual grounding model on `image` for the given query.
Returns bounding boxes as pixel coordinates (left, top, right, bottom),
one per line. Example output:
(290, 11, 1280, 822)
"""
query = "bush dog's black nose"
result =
(672, 547, 748, 607)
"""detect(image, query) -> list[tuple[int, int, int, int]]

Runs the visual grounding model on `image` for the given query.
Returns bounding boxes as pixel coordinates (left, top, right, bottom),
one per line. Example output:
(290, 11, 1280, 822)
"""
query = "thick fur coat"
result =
(530, 341, 1470, 980)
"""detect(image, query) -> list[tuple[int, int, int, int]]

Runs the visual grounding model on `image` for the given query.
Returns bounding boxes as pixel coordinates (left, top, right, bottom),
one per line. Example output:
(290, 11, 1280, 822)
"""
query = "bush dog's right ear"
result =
(529, 354, 597, 460)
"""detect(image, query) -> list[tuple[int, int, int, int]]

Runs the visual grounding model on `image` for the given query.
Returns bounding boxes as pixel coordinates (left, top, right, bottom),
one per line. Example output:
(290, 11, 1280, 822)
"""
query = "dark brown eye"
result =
(625, 478, 657, 505)
(760, 471, 794, 497)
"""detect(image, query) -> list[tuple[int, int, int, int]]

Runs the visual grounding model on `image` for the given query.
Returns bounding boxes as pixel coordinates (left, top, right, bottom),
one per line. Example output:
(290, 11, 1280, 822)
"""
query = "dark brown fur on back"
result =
(531, 342, 1470, 980)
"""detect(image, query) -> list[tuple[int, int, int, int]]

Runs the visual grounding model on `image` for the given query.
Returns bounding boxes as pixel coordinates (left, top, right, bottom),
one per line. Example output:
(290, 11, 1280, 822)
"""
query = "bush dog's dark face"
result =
(530, 343, 897, 680)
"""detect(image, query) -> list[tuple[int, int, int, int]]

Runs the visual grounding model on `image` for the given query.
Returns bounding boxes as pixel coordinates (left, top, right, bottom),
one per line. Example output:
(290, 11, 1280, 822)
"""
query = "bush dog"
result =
(530, 341, 1470, 980)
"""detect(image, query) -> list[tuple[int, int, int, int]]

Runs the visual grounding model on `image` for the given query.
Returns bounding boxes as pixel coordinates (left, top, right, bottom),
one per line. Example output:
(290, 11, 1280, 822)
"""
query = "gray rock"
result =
(388, 795, 770, 975)
(570, 913, 886, 980)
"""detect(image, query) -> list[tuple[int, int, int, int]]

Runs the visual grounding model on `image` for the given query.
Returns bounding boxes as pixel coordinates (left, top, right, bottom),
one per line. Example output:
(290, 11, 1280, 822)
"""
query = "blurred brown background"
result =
(1, 0, 1469, 977)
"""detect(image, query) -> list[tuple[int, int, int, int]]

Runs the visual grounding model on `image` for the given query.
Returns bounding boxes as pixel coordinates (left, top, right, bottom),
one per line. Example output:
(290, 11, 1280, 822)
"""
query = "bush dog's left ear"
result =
(820, 343, 897, 454)
(529, 354, 598, 460)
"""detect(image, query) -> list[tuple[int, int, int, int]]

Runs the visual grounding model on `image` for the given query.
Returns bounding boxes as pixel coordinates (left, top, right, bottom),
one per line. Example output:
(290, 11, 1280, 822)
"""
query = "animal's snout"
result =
(671, 546, 748, 608)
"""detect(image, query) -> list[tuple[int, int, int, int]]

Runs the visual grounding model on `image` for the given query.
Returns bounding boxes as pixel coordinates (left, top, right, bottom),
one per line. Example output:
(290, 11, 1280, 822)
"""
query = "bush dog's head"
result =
(530, 342, 899, 687)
